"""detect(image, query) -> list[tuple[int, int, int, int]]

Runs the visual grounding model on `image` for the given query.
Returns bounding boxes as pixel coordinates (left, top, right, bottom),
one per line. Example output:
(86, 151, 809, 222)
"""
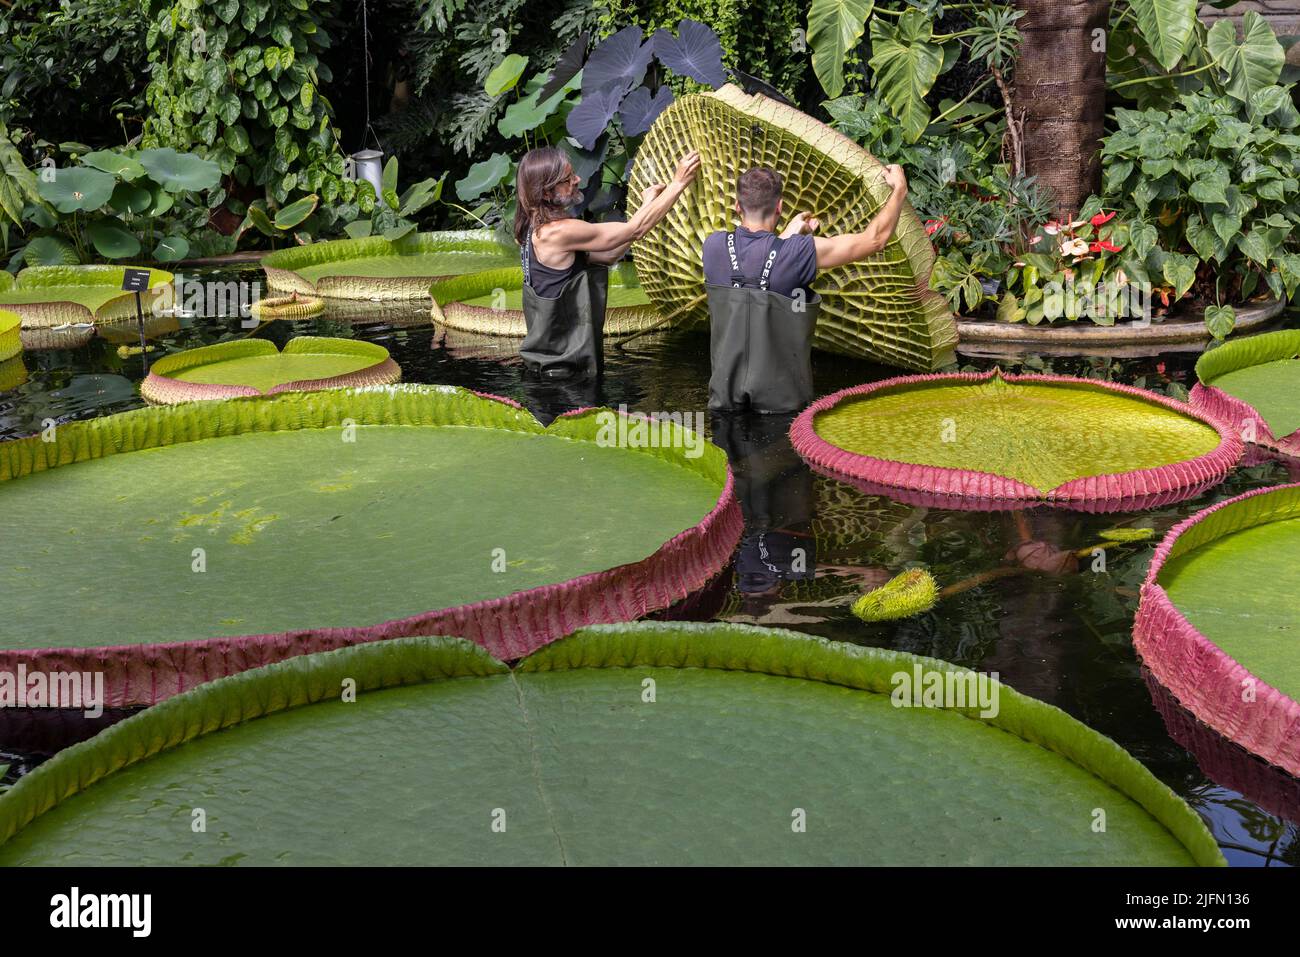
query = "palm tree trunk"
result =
(1012, 0, 1110, 220)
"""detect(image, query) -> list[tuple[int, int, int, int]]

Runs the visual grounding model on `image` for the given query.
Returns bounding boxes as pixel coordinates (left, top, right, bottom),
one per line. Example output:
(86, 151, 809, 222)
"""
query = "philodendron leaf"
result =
(1162, 251, 1198, 299)
(851, 568, 939, 622)
(485, 54, 530, 97)
(651, 20, 726, 89)
(274, 194, 319, 230)
(1204, 304, 1236, 341)
(153, 236, 191, 263)
(1130, 0, 1197, 72)
(137, 148, 222, 193)
(808, 0, 875, 99)
(86, 219, 142, 259)
(37, 167, 116, 213)
(454, 153, 511, 202)
(1207, 12, 1284, 103)
(868, 8, 943, 143)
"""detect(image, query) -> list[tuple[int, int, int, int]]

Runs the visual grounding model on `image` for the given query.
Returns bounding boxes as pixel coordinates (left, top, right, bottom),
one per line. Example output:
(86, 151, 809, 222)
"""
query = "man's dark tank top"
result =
(523, 225, 587, 298)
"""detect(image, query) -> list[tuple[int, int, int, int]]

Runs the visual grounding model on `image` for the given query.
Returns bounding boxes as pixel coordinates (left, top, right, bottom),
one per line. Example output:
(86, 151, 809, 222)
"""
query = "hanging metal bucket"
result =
(349, 149, 384, 200)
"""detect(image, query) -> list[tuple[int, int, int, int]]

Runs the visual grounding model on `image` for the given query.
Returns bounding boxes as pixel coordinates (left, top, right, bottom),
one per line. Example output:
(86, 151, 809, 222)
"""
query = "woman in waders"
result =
(514, 146, 701, 380)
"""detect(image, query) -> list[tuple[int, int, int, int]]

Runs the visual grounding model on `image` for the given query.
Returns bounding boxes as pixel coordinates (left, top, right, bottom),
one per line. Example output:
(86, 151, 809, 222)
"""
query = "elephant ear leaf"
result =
(566, 85, 625, 150)
(538, 32, 588, 102)
(581, 25, 653, 95)
(808, 0, 875, 99)
(1207, 12, 1285, 103)
(619, 86, 674, 137)
(1130, 0, 1197, 72)
(651, 20, 726, 89)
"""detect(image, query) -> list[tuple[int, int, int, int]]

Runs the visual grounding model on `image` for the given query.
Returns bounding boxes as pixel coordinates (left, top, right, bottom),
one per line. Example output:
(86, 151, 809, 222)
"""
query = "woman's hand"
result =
(672, 150, 702, 187)
(641, 183, 666, 204)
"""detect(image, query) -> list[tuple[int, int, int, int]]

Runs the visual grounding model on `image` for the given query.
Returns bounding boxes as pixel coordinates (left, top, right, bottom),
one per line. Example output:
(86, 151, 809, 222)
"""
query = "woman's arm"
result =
(546, 150, 701, 255)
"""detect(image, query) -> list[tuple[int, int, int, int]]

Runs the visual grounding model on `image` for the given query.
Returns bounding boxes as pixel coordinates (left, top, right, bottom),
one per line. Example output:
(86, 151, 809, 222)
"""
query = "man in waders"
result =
(702, 164, 910, 412)
(514, 146, 701, 380)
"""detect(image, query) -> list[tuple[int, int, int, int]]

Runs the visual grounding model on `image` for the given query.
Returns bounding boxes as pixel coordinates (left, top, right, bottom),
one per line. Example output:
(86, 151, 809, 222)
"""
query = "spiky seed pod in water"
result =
(851, 568, 940, 623)
(250, 293, 325, 319)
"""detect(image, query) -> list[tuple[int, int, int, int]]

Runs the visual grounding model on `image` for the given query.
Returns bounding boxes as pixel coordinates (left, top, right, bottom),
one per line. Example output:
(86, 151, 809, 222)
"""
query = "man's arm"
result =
(798, 165, 909, 271)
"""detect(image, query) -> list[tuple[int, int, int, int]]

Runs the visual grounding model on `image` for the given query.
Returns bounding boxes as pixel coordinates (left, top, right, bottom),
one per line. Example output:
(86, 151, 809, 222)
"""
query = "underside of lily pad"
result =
(0, 623, 1222, 866)
(627, 84, 956, 371)
(1134, 483, 1300, 777)
(141, 337, 401, 403)
(262, 230, 519, 300)
(440, 282, 662, 337)
(1192, 328, 1300, 457)
(790, 371, 1241, 511)
(0, 386, 740, 705)
(0, 265, 173, 332)
(249, 293, 325, 319)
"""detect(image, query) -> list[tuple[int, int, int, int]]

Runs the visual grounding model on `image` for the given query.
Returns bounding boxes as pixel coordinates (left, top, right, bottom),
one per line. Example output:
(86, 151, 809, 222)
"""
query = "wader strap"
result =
(521, 230, 532, 287)
(725, 232, 784, 291)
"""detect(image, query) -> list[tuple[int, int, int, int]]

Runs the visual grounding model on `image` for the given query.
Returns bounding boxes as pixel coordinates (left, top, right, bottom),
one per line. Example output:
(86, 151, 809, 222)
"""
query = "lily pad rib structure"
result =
(140, 337, 402, 403)
(628, 84, 957, 371)
(0, 624, 1225, 866)
(790, 371, 1242, 511)
(1134, 484, 1300, 777)
(0, 386, 741, 707)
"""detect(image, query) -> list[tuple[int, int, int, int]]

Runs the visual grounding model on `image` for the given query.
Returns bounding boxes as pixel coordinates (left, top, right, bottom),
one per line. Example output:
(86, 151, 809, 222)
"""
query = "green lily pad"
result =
(0, 387, 728, 663)
(36, 166, 115, 213)
(0, 623, 1223, 866)
(262, 231, 520, 300)
(86, 219, 142, 259)
(79, 150, 146, 181)
(137, 147, 221, 193)
(0, 265, 173, 328)
(1195, 329, 1300, 442)
(142, 337, 400, 401)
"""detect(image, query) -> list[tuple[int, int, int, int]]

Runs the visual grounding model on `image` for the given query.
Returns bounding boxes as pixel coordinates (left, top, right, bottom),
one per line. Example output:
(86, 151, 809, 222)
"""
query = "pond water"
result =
(1, 266, 1296, 867)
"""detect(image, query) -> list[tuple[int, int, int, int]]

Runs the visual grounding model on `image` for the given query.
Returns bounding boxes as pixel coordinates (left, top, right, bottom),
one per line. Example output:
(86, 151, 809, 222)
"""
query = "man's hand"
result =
(882, 164, 907, 195)
(672, 150, 702, 187)
(780, 211, 821, 239)
(641, 184, 665, 204)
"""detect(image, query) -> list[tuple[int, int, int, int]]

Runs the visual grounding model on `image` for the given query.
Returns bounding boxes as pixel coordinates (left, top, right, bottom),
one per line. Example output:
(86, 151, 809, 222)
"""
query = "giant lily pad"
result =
(0, 265, 173, 341)
(262, 230, 519, 300)
(790, 370, 1241, 511)
(627, 84, 956, 371)
(1134, 483, 1300, 777)
(437, 263, 663, 337)
(0, 309, 19, 363)
(0, 386, 739, 705)
(1192, 329, 1300, 457)
(0, 623, 1222, 866)
(141, 337, 402, 403)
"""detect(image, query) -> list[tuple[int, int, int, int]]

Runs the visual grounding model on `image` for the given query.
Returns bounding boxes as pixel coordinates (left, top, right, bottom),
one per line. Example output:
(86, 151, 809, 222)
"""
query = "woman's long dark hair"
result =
(513, 146, 575, 246)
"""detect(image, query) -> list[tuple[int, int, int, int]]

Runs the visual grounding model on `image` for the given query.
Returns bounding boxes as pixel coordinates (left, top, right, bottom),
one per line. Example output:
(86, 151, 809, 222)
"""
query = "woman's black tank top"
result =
(523, 225, 587, 299)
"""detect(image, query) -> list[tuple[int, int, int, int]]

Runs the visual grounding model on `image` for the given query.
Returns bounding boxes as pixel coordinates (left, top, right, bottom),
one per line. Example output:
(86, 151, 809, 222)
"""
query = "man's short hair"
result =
(737, 167, 783, 219)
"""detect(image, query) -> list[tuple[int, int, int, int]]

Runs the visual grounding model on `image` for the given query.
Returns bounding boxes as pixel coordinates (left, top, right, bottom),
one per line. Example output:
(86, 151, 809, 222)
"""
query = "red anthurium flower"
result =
(1089, 239, 1123, 253)
(1090, 211, 1116, 227)
(924, 217, 947, 236)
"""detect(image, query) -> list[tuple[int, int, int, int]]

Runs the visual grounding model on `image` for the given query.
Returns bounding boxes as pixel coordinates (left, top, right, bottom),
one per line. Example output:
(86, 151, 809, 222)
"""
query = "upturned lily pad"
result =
(0, 264, 173, 337)
(262, 230, 520, 300)
(0, 623, 1222, 866)
(141, 337, 401, 403)
(1192, 329, 1300, 456)
(790, 370, 1241, 511)
(438, 264, 663, 337)
(1135, 483, 1300, 777)
(628, 84, 956, 371)
(0, 386, 739, 705)
(0, 310, 19, 363)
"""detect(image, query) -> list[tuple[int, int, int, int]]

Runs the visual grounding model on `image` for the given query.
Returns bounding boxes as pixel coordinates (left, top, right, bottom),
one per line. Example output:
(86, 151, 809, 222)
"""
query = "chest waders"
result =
(706, 232, 820, 414)
(519, 231, 608, 380)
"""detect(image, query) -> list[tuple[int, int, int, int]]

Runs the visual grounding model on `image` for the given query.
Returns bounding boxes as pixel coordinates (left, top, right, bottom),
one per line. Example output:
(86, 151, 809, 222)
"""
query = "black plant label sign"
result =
(121, 268, 152, 293)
